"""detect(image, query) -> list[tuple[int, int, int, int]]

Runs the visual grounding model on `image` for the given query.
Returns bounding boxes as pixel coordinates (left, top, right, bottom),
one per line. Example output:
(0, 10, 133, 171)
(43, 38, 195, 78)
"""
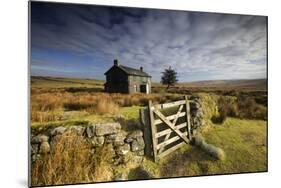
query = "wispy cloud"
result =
(31, 2, 267, 81)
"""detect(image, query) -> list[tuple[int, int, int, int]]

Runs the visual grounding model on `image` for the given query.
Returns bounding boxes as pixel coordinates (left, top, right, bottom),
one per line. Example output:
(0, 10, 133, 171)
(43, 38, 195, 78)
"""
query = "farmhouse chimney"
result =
(114, 59, 119, 66)
(140, 66, 143, 72)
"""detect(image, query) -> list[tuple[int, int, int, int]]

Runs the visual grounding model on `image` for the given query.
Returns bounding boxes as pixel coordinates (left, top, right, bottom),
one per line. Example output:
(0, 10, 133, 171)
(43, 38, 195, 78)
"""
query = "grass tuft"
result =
(95, 98, 119, 115)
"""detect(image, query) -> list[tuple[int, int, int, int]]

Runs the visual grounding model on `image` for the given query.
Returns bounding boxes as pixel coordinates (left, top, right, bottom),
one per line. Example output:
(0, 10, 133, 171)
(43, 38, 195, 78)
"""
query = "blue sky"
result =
(30, 2, 267, 82)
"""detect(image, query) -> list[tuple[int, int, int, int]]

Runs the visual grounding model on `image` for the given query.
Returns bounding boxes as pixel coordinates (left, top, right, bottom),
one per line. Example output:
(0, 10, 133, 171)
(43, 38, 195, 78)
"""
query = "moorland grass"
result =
(157, 117, 267, 177)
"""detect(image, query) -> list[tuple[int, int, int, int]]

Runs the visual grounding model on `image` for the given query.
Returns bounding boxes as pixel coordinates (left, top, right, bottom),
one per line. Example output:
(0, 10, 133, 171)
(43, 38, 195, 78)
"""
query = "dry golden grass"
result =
(212, 96, 267, 124)
(91, 145, 115, 182)
(31, 111, 62, 123)
(95, 98, 119, 115)
(31, 87, 182, 123)
(31, 133, 114, 186)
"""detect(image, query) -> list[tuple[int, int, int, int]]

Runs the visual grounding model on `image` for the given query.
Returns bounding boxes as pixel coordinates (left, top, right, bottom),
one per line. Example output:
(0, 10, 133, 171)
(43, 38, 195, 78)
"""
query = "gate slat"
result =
(156, 131, 187, 150)
(151, 100, 186, 110)
(158, 141, 186, 159)
(157, 135, 181, 149)
(155, 123, 187, 138)
(154, 112, 186, 125)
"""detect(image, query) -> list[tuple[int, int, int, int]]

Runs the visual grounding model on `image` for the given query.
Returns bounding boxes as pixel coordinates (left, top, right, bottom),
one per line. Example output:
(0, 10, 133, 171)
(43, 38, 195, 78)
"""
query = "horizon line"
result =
(30, 75, 267, 83)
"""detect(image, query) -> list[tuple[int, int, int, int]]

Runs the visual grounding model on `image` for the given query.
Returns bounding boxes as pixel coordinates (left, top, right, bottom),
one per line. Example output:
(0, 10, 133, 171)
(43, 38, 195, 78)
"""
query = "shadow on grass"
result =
(160, 146, 215, 178)
(128, 167, 153, 180)
(65, 87, 104, 93)
(114, 117, 141, 132)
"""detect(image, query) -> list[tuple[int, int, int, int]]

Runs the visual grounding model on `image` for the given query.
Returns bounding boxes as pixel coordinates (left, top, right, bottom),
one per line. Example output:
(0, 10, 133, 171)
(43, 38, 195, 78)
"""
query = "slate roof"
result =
(105, 64, 151, 77)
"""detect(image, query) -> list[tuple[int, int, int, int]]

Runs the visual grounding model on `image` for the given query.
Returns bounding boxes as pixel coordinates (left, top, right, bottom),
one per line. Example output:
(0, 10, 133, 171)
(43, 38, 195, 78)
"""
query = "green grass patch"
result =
(31, 119, 90, 129)
(120, 106, 143, 120)
(31, 119, 90, 135)
(154, 117, 267, 177)
(31, 106, 143, 132)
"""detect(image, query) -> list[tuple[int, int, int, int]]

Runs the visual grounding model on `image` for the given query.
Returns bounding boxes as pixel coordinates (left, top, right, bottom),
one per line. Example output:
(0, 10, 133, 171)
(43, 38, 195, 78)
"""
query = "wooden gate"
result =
(140, 96, 192, 162)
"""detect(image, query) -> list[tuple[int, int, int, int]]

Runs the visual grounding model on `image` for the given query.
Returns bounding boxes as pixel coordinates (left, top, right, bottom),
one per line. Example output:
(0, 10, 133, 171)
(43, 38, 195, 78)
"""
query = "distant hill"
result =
(31, 76, 105, 88)
(178, 79, 267, 89)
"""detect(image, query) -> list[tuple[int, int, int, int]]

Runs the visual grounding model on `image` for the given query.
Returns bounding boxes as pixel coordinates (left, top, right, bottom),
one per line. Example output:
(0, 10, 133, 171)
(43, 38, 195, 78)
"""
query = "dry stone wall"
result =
(189, 96, 205, 131)
(31, 123, 145, 165)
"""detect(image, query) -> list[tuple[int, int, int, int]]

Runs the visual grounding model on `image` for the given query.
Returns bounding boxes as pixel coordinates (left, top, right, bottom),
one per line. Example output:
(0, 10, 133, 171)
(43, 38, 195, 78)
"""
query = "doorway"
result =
(140, 84, 147, 93)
